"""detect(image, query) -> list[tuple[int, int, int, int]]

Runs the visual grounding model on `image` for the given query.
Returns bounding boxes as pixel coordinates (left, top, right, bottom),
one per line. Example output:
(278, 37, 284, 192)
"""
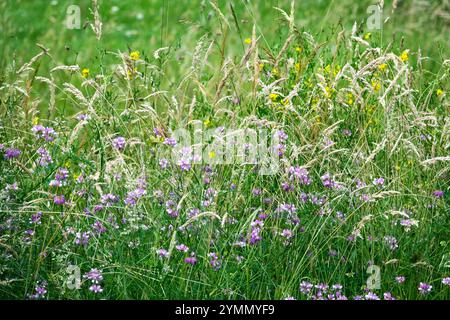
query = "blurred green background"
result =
(1, 0, 448, 77)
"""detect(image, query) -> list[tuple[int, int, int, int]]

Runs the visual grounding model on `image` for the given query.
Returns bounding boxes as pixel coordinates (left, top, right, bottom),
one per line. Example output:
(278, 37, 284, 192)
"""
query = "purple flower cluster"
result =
(112, 136, 126, 150)
(288, 166, 311, 185)
(321, 173, 342, 189)
(32, 125, 57, 142)
(84, 268, 104, 294)
(249, 219, 264, 245)
(4, 148, 21, 160)
(29, 281, 47, 299)
(37, 147, 52, 167)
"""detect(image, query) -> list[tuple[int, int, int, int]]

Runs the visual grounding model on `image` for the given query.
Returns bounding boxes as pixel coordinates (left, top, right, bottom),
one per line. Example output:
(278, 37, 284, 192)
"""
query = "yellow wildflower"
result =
(436, 89, 444, 97)
(295, 47, 303, 53)
(400, 50, 409, 62)
(346, 93, 354, 105)
(244, 38, 252, 45)
(32, 117, 39, 125)
(271, 67, 279, 77)
(295, 62, 301, 72)
(130, 51, 140, 61)
(208, 151, 216, 159)
(364, 32, 372, 40)
(372, 80, 381, 92)
(269, 93, 279, 102)
(378, 63, 387, 72)
(81, 68, 89, 78)
(203, 119, 211, 127)
(324, 86, 333, 98)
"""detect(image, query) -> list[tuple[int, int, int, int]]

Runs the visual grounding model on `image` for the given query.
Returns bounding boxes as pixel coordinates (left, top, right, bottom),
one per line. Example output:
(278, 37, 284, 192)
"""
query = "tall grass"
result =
(0, 0, 449, 300)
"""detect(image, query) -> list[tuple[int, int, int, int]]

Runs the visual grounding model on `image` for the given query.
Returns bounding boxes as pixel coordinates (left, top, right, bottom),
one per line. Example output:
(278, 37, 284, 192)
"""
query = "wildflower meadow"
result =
(0, 0, 449, 302)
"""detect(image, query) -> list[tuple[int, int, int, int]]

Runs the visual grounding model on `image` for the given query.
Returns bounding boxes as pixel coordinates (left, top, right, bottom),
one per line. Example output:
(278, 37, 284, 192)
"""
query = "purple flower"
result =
(37, 147, 52, 167)
(373, 177, 385, 186)
(418, 282, 432, 294)
(281, 229, 293, 239)
(84, 268, 103, 283)
(29, 282, 47, 299)
(365, 292, 380, 300)
(395, 276, 406, 284)
(159, 158, 169, 169)
(321, 173, 342, 189)
(383, 292, 396, 300)
(89, 284, 103, 293)
(442, 277, 450, 286)
(164, 137, 177, 146)
(124, 184, 146, 206)
(184, 256, 197, 265)
(4, 148, 21, 159)
(176, 244, 189, 252)
(53, 195, 65, 205)
(299, 281, 313, 295)
(156, 248, 169, 258)
(178, 158, 191, 171)
(100, 193, 119, 206)
(208, 252, 221, 270)
(274, 130, 288, 142)
(112, 136, 126, 150)
(92, 220, 106, 234)
(383, 235, 398, 250)
(342, 129, 352, 137)
(74, 231, 90, 246)
(30, 211, 43, 224)
(288, 166, 311, 185)
(433, 190, 444, 198)
(252, 188, 262, 196)
(32, 125, 57, 142)
(76, 114, 89, 121)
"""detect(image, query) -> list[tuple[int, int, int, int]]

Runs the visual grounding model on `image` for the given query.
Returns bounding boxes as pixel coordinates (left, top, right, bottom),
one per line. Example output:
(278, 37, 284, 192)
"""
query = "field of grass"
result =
(0, 0, 449, 300)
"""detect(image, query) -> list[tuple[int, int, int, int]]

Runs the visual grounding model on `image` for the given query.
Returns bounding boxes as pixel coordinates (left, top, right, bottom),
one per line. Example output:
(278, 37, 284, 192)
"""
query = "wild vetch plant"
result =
(0, 0, 449, 300)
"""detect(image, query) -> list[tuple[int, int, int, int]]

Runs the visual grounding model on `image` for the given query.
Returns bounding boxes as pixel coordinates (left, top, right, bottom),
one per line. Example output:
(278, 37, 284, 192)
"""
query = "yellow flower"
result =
(81, 68, 90, 78)
(130, 51, 140, 61)
(295, 46, 303, 53)
(244, 38, 252, 45)
(294, 62, 301, 72)
(64, 161, 71, 168)
(208, 151, 216, 159)
(364, 32, 372, 40)
(324, 86, 333, 98)
(400, 50, 409, 62)
(259, 63, 264, 71)
(271, 67, 279, 77)
(436, 89, 444, 97)
(346, 93, 354, 105)
(282, 98, 289, 106)
(32, 117, 39, 125)
(372, 80, 381, 92)
(378, 63, 387, 72)
(269, 93, 279, 102)
(203, 119, 211, 127)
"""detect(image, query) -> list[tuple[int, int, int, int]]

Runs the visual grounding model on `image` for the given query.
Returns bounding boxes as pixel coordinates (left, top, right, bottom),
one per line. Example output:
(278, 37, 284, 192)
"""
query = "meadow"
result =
(0, 0, 449, 300)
